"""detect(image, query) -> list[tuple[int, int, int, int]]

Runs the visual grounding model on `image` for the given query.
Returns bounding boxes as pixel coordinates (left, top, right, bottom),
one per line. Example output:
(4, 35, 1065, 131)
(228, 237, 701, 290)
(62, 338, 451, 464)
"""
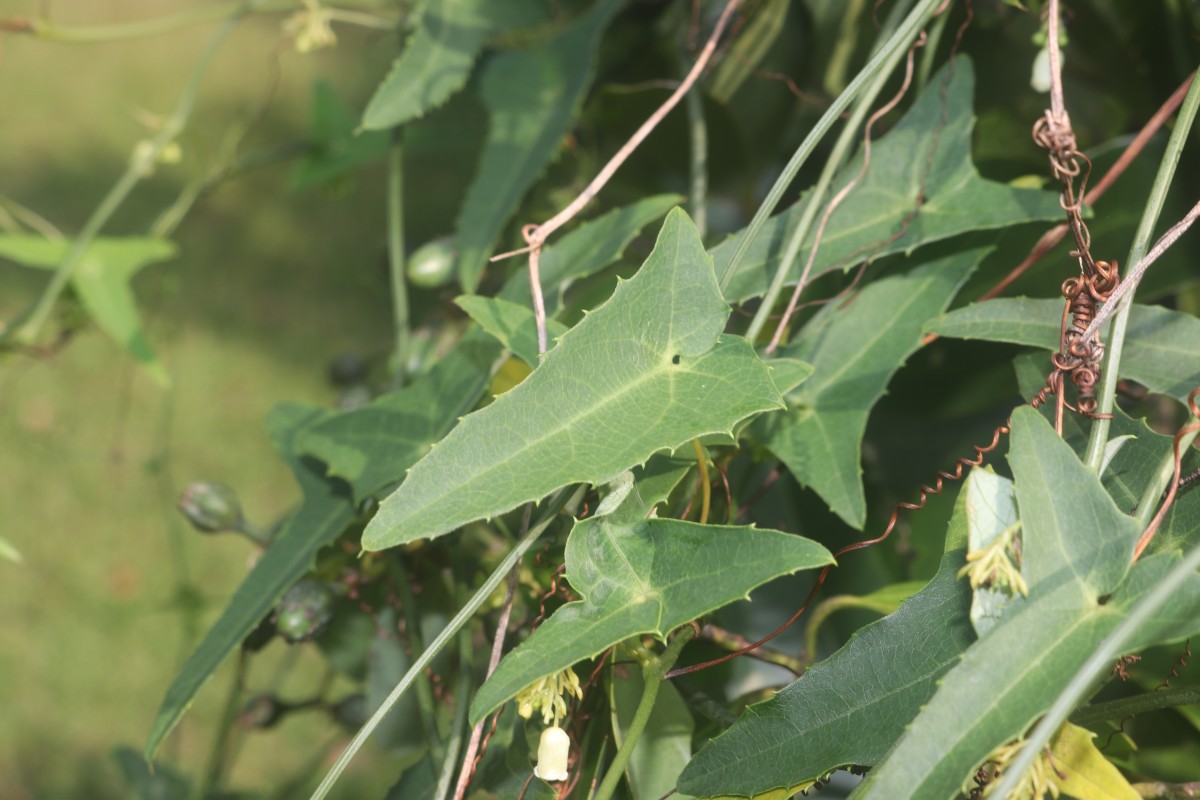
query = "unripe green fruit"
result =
(406, 237, 456, 288)
(177, 482, 243, 533)
(275, 579, 336, 643)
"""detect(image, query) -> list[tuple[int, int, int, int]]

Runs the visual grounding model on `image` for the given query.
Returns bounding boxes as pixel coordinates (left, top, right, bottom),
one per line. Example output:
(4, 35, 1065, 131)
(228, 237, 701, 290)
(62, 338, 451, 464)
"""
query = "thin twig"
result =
(491, 0, 743, 356)
(1046, 0, 1066, 122)
(765, 33, 923, 354)
(452, 506, 531, 800)
(1081, 199, 1200, 342)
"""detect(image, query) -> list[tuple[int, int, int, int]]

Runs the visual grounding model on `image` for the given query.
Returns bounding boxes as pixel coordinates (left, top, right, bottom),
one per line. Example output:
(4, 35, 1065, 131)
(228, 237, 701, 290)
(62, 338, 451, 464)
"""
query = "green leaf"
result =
(146, 404, 356, 760)
(856, 408, 1200, 800)
(455, 0, 622, 291)
(510, 193, 683, 310)
(1050, 722, 1140, 800)
(299, 332, 499, 502)
(363, 209, 784, 550)
(293, 81, 389, 187)
(0, 234, 176, 385)
(470, 511, 832, 724)
(610, 661, 696, 800)
(678, 549, 974, 798)
(707, 0, 790, 103)
(760, 247, 985, 528)
(367, 607, 424, 753)
(926, 298, 1200, 404)
(361, 0, 494, 130)
(455, 295, 568, 366)
(711, 59, 1062, 305)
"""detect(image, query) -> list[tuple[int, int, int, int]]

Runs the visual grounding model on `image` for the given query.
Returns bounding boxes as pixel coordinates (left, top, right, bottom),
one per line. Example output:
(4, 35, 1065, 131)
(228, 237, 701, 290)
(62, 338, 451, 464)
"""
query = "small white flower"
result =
(534, 725, 571, 782)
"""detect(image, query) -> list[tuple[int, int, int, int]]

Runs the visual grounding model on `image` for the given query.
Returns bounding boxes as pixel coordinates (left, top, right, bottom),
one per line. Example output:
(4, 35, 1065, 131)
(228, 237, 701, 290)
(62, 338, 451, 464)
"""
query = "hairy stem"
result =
(1070, 684, 1200, 728)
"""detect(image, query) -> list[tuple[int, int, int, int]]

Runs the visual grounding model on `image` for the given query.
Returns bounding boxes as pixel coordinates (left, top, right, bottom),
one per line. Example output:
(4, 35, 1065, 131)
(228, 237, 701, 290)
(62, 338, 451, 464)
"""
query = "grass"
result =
(0, 2, 414, 796)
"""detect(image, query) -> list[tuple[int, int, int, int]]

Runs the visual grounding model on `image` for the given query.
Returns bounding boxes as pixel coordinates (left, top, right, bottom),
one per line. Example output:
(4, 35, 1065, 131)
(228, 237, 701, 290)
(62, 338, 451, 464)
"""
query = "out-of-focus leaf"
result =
(293, 81, 389, 187)
(455, 295, 568, 366)
(712, 59, 1062, 304)
(611, 660, 696, 800)
(759, 247, 985, 528)
(146, 404, 355, 760)
(455, 0, 622, 291)
(362, 0, 494, 130)
(113, 745, 191, 800)
(926, 298, 1200, 404)
(470, 485, 832, 724)
(707, 0, 790, 103)
(299, 332, 499, 502)
(0, 234, 176, 385)
(678, 550, 973, 797)
(363, 210, 783, 550)
(0, 536, 21, 563)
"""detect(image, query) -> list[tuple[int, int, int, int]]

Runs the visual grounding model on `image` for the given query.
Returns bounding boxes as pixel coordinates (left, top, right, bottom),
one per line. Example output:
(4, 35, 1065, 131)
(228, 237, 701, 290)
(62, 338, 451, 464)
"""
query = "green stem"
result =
(915, 0, 951, 92)
(592, 626, 697, 800)
(1070, 685, 1200, 728)
(744, 0, 914, 344)
(685, 75, 708, 241)
(716, 0, 942, 295)
(8, 3, 254, 346)
(433, 625, 473, 800)
(991, 537, 1200, 799)
(387, 133, 410, 388)
(1083, 67, 1200, 470)
(307, 485, 585, 800)
(0, 0, 387, 43)
(199, 650, 247, 799)
(391, 555, 445, 764)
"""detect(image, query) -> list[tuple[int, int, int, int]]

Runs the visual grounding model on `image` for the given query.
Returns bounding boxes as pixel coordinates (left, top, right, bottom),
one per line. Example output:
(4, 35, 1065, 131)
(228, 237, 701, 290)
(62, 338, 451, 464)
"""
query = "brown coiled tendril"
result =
(1133, 387, 1200, 560)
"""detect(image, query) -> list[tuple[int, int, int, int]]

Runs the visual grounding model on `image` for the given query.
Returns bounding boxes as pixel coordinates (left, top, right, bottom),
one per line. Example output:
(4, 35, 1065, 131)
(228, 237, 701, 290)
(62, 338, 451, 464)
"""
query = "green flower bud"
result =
(275, 579, 336, 643)
(177, 482, 243, 533)
(407, 237, 456, 288)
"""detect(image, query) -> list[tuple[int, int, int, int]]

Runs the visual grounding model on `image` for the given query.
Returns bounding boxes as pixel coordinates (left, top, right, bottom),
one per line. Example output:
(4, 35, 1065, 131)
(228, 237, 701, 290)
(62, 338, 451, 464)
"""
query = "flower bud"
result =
(239, 694, 285, 729)
(407, 237, 457, 288)
(275, 579, 336, 643)
(178, 482, 244, 533)
(534, 725, 571, 782)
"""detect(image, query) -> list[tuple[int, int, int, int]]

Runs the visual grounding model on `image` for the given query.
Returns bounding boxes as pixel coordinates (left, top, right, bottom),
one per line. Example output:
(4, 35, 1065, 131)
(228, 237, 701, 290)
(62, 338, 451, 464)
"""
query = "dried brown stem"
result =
(491, 0, 744, 355)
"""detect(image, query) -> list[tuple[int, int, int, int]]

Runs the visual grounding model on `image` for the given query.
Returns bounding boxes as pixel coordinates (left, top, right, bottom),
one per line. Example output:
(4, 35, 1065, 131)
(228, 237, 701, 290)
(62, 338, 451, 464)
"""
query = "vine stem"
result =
(1070, 685, 1200, 728)
(1082, 68, 1200, 471)
(491, 0, 743, 356)
(387, 133, 410, 388)
(716, 0, 944, 296)
(591, 625, 697, 800)
(451, 505, 530, 800)
(990, 537, 1200, 799)
(307, 486, 585, 800)
(6, 2, 257, 346)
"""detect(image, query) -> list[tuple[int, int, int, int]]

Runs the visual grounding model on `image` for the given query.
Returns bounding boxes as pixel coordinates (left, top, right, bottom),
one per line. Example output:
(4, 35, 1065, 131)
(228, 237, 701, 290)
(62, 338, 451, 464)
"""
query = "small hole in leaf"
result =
(671, 354, 681, 365)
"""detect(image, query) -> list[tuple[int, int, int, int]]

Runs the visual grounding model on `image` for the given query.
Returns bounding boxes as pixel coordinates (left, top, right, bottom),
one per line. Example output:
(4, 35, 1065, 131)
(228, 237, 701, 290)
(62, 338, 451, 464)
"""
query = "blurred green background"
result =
(0, 3, 418, 796)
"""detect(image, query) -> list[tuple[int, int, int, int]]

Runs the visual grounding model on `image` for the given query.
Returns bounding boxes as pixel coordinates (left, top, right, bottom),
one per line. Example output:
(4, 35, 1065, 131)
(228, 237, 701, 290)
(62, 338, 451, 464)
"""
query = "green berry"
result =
(275, 579, 336, 643)
(406, 237, 456, 288)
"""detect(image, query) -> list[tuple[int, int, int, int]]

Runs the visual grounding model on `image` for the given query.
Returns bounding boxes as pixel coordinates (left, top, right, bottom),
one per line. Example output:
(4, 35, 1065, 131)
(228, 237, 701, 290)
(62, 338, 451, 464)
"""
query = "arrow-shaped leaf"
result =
(760, 247, 986, 528)
(470, 505, 832, 724)
(362, 208, 785, 550)
(712, 59, 1062, 305)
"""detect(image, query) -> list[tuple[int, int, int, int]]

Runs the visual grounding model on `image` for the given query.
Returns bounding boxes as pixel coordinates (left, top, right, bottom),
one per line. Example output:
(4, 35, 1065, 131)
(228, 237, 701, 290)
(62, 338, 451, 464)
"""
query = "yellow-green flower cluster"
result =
(516, 667, 583, 726)
(958, 526, 1029, 597)
(284, 0, 337, 53)
(975, 738, 1060, 799)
